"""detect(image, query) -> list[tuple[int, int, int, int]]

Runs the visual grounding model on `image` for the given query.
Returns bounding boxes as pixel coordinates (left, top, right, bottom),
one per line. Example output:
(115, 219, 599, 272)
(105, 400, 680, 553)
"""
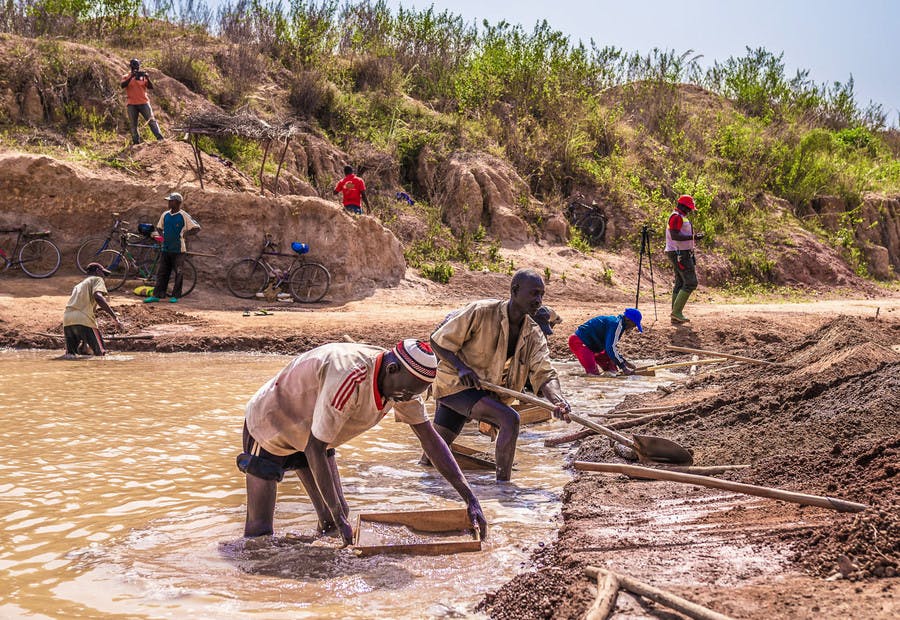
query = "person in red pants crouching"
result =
(568, 308, 643, 376)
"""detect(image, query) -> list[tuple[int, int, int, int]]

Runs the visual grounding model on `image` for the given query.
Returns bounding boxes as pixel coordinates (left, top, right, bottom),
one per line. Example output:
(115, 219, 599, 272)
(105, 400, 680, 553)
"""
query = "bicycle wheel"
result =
(579, 213, 607, 245)
(227, 258, 268, 298)
(290, 262, 330, 303)
(95, 249, 129, 291)
(128, 243, 158, 278)
(175, 257, 197, 297)
(75, 236, 111, 273)
(19, 238, 61, 278)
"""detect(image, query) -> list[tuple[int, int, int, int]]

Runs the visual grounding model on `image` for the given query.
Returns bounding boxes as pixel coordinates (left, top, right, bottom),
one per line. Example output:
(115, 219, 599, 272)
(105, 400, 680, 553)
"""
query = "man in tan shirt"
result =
(239, 339, 487, 546)
(427, 269, 571, 481)
(62, 262, 121, 357)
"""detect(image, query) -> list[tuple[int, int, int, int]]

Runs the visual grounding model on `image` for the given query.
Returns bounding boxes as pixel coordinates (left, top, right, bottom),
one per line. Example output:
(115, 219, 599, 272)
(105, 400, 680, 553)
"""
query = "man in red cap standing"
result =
(665, 195, 703, 323)
(238, 339, 487, 546)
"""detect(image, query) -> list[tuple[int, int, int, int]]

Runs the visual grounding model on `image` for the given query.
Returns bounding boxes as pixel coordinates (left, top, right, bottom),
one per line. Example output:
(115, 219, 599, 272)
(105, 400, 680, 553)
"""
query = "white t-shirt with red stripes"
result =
(245, 343, 427, 456)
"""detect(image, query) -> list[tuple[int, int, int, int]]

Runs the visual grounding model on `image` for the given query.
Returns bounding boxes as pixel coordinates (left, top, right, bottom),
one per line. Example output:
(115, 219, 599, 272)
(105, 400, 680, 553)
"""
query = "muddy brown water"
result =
(0, 351, 672, 618)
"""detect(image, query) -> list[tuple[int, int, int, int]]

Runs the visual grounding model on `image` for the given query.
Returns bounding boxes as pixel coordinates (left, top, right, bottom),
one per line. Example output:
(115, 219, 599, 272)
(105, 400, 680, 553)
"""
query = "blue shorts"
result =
(433, 388, 495, 435)
(344, 205, 363, 215)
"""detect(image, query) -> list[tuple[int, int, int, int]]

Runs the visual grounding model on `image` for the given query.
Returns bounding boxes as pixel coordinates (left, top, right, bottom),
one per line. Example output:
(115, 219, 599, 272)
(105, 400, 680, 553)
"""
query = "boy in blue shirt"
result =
(144, 192, 200, 303)
(568, 308, 642, 375)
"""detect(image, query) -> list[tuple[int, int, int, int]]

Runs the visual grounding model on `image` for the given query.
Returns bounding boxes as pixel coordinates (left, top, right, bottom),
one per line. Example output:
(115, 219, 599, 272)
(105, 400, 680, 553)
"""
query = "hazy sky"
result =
(384, 0, 899, 124)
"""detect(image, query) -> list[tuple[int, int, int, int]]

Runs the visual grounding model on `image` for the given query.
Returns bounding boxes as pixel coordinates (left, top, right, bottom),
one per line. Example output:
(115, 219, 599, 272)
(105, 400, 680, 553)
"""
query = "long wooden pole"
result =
(647, 358, 728, 370)
(574, 462, 867, 512)
(575, 462, 749, 476)
(666, 345, 779, 366)
(479, 381, 637, 448)
(584, 567, 735, 620)
(35, 331, 154, 341)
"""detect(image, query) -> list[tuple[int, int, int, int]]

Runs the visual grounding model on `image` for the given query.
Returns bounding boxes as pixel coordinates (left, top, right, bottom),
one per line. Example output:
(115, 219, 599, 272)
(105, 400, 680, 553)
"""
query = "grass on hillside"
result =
(1, 0, 899, 285)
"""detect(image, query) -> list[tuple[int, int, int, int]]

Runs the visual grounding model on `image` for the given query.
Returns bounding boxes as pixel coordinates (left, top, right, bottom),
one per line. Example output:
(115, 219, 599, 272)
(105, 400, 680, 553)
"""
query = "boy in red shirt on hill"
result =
(334, 165, 370, 215)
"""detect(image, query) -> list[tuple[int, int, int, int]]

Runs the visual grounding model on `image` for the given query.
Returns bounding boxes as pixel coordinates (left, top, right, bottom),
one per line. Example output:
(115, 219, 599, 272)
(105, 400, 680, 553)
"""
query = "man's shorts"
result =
(241, 422, 335, 476)
(64, 324, 105, 355)
(344, 204, 363, 215)
(433, 388, 496, 435)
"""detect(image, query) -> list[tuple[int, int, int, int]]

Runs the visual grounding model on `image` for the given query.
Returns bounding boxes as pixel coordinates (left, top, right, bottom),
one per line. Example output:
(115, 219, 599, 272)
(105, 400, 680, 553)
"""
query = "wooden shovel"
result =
(479, 381, 694, 465)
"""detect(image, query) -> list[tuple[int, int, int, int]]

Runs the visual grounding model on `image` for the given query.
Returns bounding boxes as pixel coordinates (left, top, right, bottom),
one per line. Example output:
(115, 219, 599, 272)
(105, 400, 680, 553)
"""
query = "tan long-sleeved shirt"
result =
(431, 299, 557, 401)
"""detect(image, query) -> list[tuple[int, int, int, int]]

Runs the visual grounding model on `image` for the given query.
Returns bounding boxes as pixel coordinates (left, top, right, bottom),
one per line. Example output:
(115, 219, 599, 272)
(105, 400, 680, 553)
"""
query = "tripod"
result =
(635, 225, 658, 322)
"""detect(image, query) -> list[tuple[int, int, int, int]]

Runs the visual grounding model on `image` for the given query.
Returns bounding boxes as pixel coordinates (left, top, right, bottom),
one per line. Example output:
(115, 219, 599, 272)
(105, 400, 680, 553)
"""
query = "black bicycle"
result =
(90, 234, 196, 299)
(565, 201, 608, 245)
(227, 234, 330, 303)
(1, 225, 61, 278)
(75, 215, 157, 274)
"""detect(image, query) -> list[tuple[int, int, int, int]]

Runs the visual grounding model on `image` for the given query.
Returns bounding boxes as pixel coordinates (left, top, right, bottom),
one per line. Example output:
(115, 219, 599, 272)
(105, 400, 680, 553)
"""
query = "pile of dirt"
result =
(599, 317, 900, 579)
(786, 437, 899, 580)
(478, 314, 899, 619)
(475, 546, 590, 620)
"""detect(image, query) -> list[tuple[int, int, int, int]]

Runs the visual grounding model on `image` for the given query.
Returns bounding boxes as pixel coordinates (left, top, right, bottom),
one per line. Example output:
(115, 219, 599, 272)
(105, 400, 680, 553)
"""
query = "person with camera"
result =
(120, 58, 164, 145)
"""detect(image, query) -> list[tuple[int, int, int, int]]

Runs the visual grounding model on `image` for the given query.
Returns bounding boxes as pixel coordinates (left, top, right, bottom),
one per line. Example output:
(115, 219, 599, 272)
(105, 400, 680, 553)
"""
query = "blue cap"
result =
(623, 307, 643, 333)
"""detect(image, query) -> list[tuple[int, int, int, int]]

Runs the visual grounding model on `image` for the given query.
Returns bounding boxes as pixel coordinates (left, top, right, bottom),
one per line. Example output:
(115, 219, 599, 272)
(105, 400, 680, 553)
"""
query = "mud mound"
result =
(797, 509, 899, 580)
(114, 140, 258, 194)
(789, 341, 900, 379)
(476, 548, 590, 620)
(785, 437, 899, 580)
(783, 315, 900, 367)
(571, 316, 900, 584)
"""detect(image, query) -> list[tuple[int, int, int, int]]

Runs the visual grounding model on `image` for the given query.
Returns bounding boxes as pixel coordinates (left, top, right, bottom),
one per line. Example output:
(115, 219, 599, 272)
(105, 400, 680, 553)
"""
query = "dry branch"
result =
(584, 567, 735, 620)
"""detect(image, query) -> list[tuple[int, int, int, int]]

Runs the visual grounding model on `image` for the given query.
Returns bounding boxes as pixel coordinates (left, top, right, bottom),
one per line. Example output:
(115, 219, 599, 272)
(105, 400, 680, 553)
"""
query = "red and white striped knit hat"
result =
(393, 339, 438, 383)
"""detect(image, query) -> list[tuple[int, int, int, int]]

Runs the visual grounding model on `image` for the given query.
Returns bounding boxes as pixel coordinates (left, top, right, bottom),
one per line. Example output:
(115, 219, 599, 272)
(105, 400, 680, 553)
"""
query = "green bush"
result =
(420, 261, 453, 283)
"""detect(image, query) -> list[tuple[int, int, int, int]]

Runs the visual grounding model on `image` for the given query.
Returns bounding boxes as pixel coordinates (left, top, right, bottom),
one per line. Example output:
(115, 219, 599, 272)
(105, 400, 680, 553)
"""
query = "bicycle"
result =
(0, 225, 61, 278)
(96, 231, 197, 297)
(75, 214, 157, 274)
(227, 233, 330, 303)
(565, 200, 608, 246)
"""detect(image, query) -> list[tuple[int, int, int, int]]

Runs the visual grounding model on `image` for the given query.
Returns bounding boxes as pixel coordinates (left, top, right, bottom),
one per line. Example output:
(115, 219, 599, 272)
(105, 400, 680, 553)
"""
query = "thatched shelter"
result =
(174, 112, 303, 196)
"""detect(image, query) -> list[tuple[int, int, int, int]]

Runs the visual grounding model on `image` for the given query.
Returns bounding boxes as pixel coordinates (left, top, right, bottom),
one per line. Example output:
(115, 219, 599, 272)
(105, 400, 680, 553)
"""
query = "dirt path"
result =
(2, 274, 899, 618)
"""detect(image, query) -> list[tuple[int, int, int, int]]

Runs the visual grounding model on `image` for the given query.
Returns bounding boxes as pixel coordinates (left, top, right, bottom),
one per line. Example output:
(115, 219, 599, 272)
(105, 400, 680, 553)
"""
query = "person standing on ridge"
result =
(144, 192, 200, 304)
(665, 195, 703, 323)
(568, 308, 643, 376)
(334, 165, 370, 215)
(120, 58, 164, 145)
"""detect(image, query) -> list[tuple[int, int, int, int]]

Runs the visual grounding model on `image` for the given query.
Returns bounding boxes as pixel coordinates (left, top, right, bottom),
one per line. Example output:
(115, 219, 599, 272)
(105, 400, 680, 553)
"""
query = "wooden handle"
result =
(479, 381, 635, 449)
(666, 345, 778, 366)
(574, 462, 867, 513)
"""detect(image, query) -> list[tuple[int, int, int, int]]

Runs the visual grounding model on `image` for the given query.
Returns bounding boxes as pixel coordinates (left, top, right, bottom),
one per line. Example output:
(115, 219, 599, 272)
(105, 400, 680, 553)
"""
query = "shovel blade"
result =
(632, 434, 694, 465)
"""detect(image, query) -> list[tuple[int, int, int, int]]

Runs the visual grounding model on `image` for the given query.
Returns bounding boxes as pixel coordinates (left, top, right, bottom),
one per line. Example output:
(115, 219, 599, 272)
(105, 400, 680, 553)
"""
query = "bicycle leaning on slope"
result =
(0, 225, 61, 278)
(226, 233, 330, 303)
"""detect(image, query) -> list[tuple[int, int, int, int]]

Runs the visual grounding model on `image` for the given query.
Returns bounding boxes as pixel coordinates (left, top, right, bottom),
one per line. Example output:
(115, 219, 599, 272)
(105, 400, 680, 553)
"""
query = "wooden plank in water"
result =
(450, 443, 496, 470)
(512, 403, 552, 424)
(353, 508, 482, 556)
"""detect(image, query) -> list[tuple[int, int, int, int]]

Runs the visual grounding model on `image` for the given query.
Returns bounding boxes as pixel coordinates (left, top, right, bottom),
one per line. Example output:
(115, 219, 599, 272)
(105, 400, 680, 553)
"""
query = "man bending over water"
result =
(424, 268, 571, 481)
(238, 339, 487, 546)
